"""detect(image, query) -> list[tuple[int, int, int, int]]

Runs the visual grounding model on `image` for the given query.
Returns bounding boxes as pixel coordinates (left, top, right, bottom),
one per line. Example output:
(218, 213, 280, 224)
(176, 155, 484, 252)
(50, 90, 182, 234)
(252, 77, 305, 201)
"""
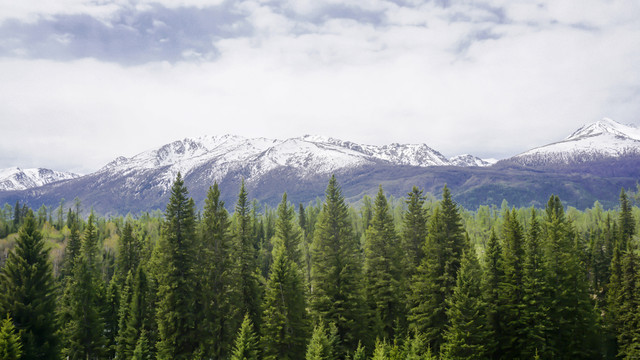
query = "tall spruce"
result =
(482, 229, 503, 359)
(617, 249, 640, 358)
(310, 175, 366, 356)
(115, 271, 134, 360)
(498, 208, 527, 358)
(364, 186, 405, 340)
(521, 209, 549, 359)
(155, 173, 200, 359)
(402, 186, 428, 278)
(199, 182, 235, 358)
(0, 316, 22, 360)
(618, 189, 635, 250)
(441, 247, 491, 360)
(261, 240, 309, 360)
(408, 185, 465, 353)
(115, 221, 142, 285)
(305, 322, 336, 360)
(273, 193, 303, 268)
(60, 212, 107, 359)
(0, 213, 59, 360)
(232, 180, 262, 332)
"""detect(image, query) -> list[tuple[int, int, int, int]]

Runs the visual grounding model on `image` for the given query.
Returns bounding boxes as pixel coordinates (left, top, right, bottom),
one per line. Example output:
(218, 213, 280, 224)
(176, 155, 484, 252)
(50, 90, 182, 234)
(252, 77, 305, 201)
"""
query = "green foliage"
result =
(482, 229, 502, 358)
(305, 322, 336, 360)
(155, 173, 200, 359)
(261, 240, 308, 360)
(441, 248, 491, 360)
(0, 316, 22, 360)
(231, 314, 259, 360)
(402, 186, 428, 278)
(310, 175, 366, 356)
(0, 213, 59, 359)
(364, 186, 405, 340)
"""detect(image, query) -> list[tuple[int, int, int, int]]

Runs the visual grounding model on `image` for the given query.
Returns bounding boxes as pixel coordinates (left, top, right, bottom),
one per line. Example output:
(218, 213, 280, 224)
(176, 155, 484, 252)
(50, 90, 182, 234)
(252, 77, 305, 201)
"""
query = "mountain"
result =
(509, 118, 640, 166)
(1, 122, 639, 214)
(0, 167, 79, 191)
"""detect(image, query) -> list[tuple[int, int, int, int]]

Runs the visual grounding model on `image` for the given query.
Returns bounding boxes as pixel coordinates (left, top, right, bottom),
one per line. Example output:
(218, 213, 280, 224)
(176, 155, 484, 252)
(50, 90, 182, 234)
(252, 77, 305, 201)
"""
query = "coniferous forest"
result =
(0, 173, 639, 360)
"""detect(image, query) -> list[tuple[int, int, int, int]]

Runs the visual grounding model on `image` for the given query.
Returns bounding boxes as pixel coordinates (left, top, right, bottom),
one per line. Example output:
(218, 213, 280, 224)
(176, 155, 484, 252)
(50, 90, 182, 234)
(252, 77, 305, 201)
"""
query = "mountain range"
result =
(1, 118, 638, 213)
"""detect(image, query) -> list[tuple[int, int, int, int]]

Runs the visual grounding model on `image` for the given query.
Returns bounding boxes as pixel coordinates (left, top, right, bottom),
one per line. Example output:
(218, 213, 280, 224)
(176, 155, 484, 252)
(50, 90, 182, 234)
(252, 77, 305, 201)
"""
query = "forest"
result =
(0, 173, 639, 360)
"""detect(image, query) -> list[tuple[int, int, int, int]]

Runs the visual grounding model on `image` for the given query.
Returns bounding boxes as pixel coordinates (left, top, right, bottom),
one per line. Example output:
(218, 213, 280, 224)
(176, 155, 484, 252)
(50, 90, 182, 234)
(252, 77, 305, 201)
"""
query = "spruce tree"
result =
(0, 316, 22, 360)
(408, 185, 465, 353)
(521, 209, 549, 359)
(261, 240, 308, 360)
(231, 314, 259, 360)
(402, 186, 428, 278)
(115, 271, 134, 360)
(116, 221, 142, 284)
(305, 322, 335, 360)
(232, 180, 262, 332)
(0, 213, 59, 360)
(310, 175, 366, 356)
(155, 173, 200, 359)
(364, 186, 404, 340)
(617, 250, 640, 359)
(124, 265, 155, 356)
(60, 213, 107, 359)
(132, 329, 151, 360)
(274, 192, 303, 268)
(441, 248, 491, 360)
(498, 208, 527, 358)
(482, 229, 503, 359)
(199, 182, 235, 358)
(618, 189, 635, 250)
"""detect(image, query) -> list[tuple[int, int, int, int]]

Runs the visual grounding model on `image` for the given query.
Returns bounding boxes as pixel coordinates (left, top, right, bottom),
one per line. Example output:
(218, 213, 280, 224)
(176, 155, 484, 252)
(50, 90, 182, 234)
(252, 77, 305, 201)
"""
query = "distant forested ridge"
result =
(0, 174, 639, 359)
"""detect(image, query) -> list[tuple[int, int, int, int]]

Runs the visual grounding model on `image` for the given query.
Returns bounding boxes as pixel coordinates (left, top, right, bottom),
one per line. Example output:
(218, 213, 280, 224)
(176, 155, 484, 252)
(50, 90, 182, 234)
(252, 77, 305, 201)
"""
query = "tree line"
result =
(0, 173, 639, 359)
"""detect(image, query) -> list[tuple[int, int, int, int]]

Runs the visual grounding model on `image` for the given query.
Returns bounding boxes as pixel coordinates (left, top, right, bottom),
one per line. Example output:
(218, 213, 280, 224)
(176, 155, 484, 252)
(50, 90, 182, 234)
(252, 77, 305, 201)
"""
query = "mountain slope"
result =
(509, 118, 640, 166)
(0, 167, 79, 191)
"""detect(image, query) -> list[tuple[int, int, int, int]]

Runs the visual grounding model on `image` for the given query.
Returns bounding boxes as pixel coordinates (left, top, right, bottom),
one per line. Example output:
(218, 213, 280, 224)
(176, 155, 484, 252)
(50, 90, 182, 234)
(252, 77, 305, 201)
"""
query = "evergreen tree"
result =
(402, 186, 428, 278)
(274, 193, 303, 268)
(364, 186, 404, 340)
(261, 240, 308, 360)
(521, 209, 549, 359)
(155, 173, 200, 359)
(372, 338, 388, 360)
(132, 329, 151, 360)
(441, 248, 491, 360)
(232, 180, 262, 331)
(0, 213, 59, 359)
(61, 223, 82, 282)
(199, 182, 235, 358)
(124, 265, 155, 357)
(617, 250, 640, 359)
(115, 271, 134, 360)
(408, 185, 465, 353)
(482, 229, 503, 359)
(0, 316, 22, 360)
(305, 322, 335, 360)
(618, 189, 635, 250)
(231, 314, 259, 360)
(115, 221, 142, 285)
(310, 175, 366, 356)
(104, 279, 120, 359)
(60, 213, 107, 359)
(498, 208, 527, 358)
(352, 341, 366, 360)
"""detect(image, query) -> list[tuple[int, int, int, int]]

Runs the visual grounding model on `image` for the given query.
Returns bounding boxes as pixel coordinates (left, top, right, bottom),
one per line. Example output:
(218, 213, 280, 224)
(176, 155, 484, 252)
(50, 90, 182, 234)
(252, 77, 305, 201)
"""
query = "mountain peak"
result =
(565, 118, 640, 142)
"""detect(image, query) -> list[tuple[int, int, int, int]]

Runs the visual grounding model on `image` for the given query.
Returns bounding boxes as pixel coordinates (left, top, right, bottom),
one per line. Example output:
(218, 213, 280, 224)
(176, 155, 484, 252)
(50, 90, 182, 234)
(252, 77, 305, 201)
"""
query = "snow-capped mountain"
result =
(510, 118, 640, 166)
(0, 167, 79, 191)
(96, 134, 487, 192)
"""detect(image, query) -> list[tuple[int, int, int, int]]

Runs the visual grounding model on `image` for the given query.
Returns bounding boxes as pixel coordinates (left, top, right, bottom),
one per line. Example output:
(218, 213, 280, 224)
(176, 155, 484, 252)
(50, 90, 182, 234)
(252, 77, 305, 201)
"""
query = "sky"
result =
(1, 0, 639, 174)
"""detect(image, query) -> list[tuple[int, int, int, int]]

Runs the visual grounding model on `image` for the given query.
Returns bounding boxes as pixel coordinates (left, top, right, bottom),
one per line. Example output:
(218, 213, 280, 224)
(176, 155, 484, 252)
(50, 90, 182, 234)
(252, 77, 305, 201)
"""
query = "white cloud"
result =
(0, 0, 639, 173)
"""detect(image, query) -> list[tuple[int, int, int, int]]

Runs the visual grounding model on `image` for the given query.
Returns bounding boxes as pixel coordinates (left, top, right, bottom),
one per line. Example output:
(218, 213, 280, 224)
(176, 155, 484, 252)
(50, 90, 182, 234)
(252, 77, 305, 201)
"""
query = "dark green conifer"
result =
(310, 175, 366, 356)
(482, 229, 502, 359)
(402, 186, 428, 278)
(0, 316, 22, 360)
(364, 186, 404, 340)
(274, 193, 303, 267)
(0, 213, 59, 359)
(155, 173, 200, 359)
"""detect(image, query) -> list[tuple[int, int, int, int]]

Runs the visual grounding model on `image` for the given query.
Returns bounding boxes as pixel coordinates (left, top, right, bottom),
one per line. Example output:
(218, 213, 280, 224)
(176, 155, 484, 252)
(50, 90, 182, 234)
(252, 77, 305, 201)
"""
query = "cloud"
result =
(0, 0, 639, 173)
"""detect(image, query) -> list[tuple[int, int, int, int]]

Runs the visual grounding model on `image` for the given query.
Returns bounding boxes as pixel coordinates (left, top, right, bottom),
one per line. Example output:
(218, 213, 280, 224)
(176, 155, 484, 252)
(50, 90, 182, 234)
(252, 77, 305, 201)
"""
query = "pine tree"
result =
(132, 329, 151, 360)
(261, 240, 308, 360)
(618, 189, 635, 251)
(232, 180, 262, 332)
(364, 186, 404, 340)
(498, 208, 527, 358)
(441, 248, 491, 360)
(305, 322, 335, 360)
(116, 271, 134, 360)
(61, 222, 82, 282)
(482, 229, 502, 359)
(352, 341, 366, 360)
(116, 221, 142, 284)
(408, 185, 465, 353)
(0, 212, 59, 360)
(60, 213, 107, 359)
(0, 316, 22, 360)
(274, 193, 303, 268)
(199, 182, 235, 358)
(124, 265, 155, 357)
(372, 338, 388, 360)
(521, 209, 549, 359)
(310, 175, 366, 356)
(617, 250, 640, 359)
(231, 314, 259, 360)
(155, 173, 200, 359)
(402, 186, 428, 278)
(104, 279, 120, 359)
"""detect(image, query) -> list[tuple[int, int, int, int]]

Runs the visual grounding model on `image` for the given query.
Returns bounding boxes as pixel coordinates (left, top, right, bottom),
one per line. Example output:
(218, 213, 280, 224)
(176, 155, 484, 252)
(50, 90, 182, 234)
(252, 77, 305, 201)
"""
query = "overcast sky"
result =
(1, 0, 639, 174)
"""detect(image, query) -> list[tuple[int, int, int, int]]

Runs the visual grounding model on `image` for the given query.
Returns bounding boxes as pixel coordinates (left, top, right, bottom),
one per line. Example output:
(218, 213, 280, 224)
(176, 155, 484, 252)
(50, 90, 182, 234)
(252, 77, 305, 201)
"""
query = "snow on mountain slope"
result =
(0, 167, 80, 191)
(97, 135, 485, 192)
(511, 118, 640, 166)
(449, 154, 491, 167)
